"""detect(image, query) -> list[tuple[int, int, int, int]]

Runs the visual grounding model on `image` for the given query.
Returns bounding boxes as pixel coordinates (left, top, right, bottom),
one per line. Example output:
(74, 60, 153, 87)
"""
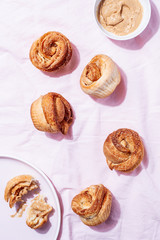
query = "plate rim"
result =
(0, 155, 61, 240)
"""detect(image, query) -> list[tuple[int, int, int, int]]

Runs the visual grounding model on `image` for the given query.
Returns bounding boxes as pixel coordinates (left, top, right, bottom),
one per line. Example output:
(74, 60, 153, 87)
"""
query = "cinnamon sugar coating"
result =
(103, 128, 144, 172)
(80, 54, 121, 98)
(71, 184, 112, 226)
(30, 31, 72, 72)
(30, 92, 73, 135)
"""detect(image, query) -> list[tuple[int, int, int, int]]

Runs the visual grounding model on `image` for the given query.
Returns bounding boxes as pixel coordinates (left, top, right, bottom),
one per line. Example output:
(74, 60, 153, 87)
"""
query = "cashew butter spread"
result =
(98, 0, 143, 36)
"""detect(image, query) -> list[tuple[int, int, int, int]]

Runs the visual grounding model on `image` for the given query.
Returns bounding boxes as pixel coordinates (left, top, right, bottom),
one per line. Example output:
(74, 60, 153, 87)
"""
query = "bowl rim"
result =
(94, 0, 151, 41)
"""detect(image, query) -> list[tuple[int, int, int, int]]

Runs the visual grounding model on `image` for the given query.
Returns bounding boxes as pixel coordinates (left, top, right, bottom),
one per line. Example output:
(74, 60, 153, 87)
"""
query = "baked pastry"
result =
(26, 195, 53, 229)
(30, 92, 73, 135)
(80, 54, 121, 98)
(29, 31, 72, 72)
(103, 128, 144, 172)
(71, 184, 112, 226)
(4, 175, 39, 208)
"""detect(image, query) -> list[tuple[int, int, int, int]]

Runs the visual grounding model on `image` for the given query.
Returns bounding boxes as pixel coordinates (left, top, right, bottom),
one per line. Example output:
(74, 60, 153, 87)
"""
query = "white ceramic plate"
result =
(94, 0, 151, 40)
(0, 156, 61, 240)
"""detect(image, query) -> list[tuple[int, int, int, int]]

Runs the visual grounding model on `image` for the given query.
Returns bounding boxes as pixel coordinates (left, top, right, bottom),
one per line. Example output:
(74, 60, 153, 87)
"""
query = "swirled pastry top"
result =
(80, 54, 121, 98)
(98, 0, 143, 36)
(103, 128, 144, 172)
(30, 92, 73, 135)
(71, 184, 112, 226)
(29, 31, 72, 71)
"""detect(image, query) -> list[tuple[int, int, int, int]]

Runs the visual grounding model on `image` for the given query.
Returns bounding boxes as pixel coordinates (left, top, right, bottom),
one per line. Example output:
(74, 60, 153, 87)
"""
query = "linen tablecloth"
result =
(0, 0, 160, 239)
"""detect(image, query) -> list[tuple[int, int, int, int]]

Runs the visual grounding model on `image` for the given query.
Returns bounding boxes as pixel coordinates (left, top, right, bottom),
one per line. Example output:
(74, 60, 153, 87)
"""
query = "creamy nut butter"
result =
(98, 0, 143, 36)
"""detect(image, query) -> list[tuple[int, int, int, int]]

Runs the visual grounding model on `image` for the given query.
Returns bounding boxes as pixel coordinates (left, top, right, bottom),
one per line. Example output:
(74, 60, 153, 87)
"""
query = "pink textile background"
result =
(0, 0, 160, 239)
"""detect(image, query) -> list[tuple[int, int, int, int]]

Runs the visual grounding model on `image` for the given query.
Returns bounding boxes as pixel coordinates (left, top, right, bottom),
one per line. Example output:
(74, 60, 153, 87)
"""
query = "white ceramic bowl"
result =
(94, 0, 151, 40)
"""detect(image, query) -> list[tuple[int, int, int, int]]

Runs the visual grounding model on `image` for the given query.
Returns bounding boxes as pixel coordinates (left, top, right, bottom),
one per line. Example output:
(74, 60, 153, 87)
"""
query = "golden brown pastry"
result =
(26, 195, 53, 229)
(4, 175, 39, 208)
(103, 128, 144, 172)
(80, 54, 121, 98)
(29, 31, 72, 72)
(30, 92, 73, 135)
(71, 184, 112, 226)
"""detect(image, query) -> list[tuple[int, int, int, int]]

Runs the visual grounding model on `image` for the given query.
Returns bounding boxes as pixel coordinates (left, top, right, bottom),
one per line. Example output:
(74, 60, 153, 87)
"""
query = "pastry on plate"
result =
(29, 31, 72, 72)
(71, 184, 112, 226)
(103, 128, 144, 172)
(26, 194, 53, 229)
(80, 54, 121, 98)
(30, 92, 73, 135)
(4, 175, 39, 208)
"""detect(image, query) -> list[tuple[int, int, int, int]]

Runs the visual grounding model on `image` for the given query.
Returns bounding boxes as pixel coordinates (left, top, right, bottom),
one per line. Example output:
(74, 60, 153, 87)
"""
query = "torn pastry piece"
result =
(80, 54, 121, 98)
(26, 195, 53, 229)
(30, 92, 73, 135)
(4, 175, 39, 208)
(11, 202, 28, 218)
(71, 184, 112, 226)
(103, 128, 144, 172)
(29, 31, 72, 72)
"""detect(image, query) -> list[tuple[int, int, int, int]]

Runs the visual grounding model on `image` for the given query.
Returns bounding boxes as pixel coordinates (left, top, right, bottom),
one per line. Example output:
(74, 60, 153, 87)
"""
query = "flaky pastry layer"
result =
(26, 195, 53, 229)
(103, 128, 144, 172)
(4, 175, 38, 208)
(30, 31, 72, 72)
(30, 92, 73, 135)
(80, 54, 121, 98)
(71, 184, 112, 226)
